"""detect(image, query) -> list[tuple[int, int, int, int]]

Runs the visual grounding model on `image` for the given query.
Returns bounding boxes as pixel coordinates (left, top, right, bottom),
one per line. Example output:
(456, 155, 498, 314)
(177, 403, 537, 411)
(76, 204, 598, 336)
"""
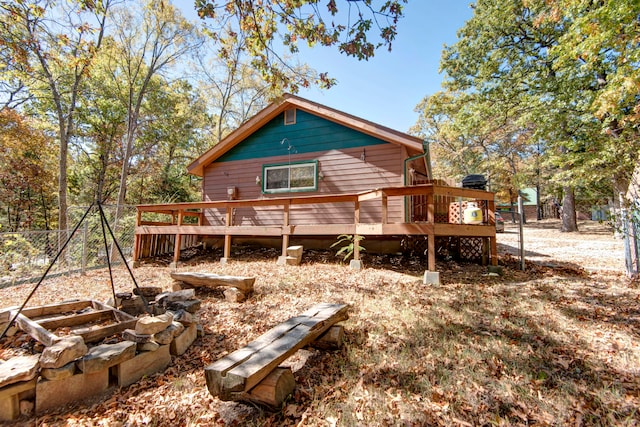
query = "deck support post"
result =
(282, 204, 290, 258)
(487, 199, 498, 265)
(426, 192, 436, 271)
(353, 200, 361, 261)
(224, 207, 232, 260)
(381, 194, 388, 224)
(173, 210, 184, 266)
(427, 234, 436, 271)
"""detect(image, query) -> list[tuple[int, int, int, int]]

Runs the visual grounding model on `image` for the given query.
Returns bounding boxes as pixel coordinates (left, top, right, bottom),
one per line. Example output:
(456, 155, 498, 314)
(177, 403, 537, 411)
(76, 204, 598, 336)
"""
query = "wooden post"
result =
(381, 194, 388, 224)
(488, 199, 498, 266)
(428, 234, 436, 271)
(354, 200, 360, 260)
(426, 192, 434, 224)
(224, 207, 232, 259)
(173, 210, 184, 265)
(282, 203, 290, 257)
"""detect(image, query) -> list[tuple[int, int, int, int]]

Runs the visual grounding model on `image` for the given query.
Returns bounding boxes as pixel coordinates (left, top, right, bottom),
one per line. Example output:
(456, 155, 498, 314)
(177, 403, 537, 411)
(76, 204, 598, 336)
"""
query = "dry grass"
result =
(1, 220, 639, 426)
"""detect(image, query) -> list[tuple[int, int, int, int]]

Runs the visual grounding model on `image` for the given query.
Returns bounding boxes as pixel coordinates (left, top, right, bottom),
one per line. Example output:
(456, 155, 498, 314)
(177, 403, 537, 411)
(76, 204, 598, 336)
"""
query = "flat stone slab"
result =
(76, 340, 137, 374)
(40, 336, 88, 369)
(133, 287, 163, 298)
(116, 344, 171, 387)
(122, 329, 154, 343)
(41, 361, 76, 380)
(154, 322, 182, 345)
(0, 355, 40, 388)
(156, 289, 196, 304)
(36, 369, 109, 413)
(165, 299, 201, 313)
(170, 323, 197, 356)
(170, 272, 255, 293)
(135, 313, 173, 335)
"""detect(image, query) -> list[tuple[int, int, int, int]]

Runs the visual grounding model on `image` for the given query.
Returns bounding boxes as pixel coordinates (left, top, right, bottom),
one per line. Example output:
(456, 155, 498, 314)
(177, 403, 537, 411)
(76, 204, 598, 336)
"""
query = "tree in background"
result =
(0, 0, 411, 236)
(128, 78, 209, 204)
(413, 90, 537, 204)
(421, 0, 638, 232)
(0, 109, 56, 231)
(195, 30, 285, 143)
(106, 0, 200, 212)
(0, 0, 113, 237)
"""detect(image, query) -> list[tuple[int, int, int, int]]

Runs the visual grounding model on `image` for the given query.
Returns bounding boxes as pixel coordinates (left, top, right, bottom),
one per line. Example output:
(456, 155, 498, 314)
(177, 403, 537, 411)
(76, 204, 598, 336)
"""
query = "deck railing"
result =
(134, 184, 497, 270)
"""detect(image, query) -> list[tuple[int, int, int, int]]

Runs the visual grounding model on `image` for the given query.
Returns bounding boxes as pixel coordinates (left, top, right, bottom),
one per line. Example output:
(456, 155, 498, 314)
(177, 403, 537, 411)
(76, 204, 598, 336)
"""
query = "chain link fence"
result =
(0, 205, 136, 288)
(621, 206, 640, 278)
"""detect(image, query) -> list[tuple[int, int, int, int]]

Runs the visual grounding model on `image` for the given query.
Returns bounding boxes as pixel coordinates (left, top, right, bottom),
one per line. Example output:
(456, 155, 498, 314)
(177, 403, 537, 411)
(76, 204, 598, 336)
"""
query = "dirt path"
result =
(496, 219, 626, 272)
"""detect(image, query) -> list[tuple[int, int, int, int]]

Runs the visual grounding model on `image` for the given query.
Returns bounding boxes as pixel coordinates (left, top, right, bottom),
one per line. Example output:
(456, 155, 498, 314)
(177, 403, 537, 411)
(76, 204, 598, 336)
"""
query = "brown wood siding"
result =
(202, 144, 405, 226)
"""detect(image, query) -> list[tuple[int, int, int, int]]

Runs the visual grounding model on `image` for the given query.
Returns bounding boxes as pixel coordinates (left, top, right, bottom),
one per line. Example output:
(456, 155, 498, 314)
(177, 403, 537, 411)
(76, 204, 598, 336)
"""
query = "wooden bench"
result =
(204, 303, 349, 406)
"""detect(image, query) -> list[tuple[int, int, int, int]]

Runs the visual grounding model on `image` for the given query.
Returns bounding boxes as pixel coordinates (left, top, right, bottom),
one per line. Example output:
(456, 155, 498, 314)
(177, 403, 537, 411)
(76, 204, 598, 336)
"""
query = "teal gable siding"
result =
(217, 110, 387, 162)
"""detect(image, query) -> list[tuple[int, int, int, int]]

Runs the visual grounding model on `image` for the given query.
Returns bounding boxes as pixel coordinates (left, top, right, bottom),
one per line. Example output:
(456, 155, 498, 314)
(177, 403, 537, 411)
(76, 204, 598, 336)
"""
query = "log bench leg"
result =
(309, 325, 344, 350)
(248, 367, 295, 407)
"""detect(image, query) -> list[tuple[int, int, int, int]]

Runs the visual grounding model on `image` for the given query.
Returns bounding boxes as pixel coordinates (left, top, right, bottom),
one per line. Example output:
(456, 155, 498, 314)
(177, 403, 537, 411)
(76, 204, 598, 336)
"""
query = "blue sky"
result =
(297, 1, 475, 132)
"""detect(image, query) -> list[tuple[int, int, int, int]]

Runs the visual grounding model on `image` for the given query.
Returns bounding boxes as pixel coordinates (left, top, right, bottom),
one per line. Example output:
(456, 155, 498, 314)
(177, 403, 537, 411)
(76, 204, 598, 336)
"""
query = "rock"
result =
(116, 292, 132, 299)
(171, 321, 185, 336)
(170, 323, 197, 356)
(168, 309, 194, 326)
(75, 341, 136, 374)
(196, 324, 204, 338)
(224, 287, 246, 303)
(120, 296, 147, 316)
(153, 323, 182, 345)
(156, 289, 196, 305)
(122, 329, 154, 343)
(40, 361, 76, 380)
(165, 299, 201, 313)
(137, 341, 160, 352)
(20, 399, 34, 416)
(0, 355, 40, 388)
(133, 286, 163, 298)
(135, 313, 173, 335)
(40, 336, 88, 369)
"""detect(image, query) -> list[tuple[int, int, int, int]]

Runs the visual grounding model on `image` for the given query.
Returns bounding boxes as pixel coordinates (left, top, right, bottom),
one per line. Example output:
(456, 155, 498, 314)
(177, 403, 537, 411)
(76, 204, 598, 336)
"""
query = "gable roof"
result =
(187, 94, 425, 177)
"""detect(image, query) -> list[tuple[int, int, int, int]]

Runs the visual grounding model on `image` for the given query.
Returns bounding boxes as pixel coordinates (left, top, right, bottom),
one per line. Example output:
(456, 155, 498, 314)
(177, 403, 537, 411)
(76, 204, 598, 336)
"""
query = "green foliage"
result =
(418, 0, 639, 216)
(0, 233, 39, 273)
(330, 234, 365, 262)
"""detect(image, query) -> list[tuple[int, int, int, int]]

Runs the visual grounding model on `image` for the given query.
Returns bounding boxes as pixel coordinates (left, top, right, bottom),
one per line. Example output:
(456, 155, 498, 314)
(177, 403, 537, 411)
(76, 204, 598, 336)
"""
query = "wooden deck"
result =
(133, 184, 498, 270)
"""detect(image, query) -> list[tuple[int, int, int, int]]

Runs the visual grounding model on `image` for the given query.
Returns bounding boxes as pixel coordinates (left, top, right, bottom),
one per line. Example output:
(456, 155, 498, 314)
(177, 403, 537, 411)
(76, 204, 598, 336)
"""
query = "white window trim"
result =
(262, 160, 318, 193)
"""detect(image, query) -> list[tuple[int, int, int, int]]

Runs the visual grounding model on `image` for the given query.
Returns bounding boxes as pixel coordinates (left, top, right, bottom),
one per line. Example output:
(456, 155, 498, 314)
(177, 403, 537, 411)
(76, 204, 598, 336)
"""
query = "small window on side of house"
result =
(284, 108, 296, 125)
(262, 160, 318, 193)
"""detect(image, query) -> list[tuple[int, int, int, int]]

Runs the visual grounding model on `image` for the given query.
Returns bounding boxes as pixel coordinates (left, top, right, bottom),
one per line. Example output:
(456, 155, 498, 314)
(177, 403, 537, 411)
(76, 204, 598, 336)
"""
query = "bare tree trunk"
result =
(561, 186, 578, 232)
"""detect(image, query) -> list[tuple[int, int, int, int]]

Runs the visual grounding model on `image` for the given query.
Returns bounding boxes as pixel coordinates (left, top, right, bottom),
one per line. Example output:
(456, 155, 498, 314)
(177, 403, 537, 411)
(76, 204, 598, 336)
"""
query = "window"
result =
(263, 160, 318, 193)
(284, 109, 296, 125)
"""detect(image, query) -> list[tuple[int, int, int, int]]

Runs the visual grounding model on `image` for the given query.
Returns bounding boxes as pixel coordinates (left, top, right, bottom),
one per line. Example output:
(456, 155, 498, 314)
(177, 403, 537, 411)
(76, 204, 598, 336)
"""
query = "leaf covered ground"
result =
(1, 220, 639, 426)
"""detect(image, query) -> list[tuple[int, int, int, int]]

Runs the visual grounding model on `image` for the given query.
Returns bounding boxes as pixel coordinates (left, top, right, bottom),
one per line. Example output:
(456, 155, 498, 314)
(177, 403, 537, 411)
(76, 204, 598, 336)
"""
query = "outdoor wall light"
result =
(360, 148, 366, 162)
(318, 171, 324, 181)
(256, 175, 261, 185)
